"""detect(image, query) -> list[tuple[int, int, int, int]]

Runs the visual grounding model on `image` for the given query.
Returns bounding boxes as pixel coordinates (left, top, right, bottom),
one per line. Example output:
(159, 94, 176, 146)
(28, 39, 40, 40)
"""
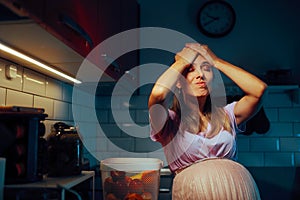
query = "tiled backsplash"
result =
(0, 58, 74, 143)
(237, 87, 300, 167)
(1, 58, 300, 168)
(95, 85, 300, 168)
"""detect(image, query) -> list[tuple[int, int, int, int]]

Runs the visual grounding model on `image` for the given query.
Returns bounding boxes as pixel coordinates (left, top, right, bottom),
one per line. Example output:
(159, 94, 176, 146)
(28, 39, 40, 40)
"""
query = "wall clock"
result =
(197, 0, 236, 38)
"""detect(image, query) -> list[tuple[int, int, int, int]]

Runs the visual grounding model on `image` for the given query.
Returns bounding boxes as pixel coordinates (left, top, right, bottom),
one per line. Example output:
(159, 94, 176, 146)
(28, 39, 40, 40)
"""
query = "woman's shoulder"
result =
(224, 101, 237, 112)
(224, 101, 246, 134)
(223, 101, 237, 118)
(150, 109, 179, 143)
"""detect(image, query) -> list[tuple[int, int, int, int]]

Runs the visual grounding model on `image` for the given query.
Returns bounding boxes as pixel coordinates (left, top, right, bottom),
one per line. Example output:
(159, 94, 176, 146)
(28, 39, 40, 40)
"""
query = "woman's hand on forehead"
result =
(175, 47, 199, 64)
(185, 43, 217, 66)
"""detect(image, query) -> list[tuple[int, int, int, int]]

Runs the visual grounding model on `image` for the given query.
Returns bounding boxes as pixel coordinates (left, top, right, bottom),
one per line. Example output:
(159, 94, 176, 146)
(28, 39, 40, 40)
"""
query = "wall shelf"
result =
(267, 85, 299, 104)
(267, 85, 299, 92)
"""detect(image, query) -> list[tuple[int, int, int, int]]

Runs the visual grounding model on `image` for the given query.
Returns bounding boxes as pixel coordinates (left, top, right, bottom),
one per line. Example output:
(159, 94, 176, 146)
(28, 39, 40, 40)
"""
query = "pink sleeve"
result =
(224, 102, 246, 134)
(150, 109, 177, 142)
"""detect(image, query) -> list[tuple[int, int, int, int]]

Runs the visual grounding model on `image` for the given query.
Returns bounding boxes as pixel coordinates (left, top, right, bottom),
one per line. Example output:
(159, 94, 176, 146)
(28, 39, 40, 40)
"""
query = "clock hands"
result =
(206, 14, 219, 20)
(203, 14, 219, 26)
(197, 1, 236, 37)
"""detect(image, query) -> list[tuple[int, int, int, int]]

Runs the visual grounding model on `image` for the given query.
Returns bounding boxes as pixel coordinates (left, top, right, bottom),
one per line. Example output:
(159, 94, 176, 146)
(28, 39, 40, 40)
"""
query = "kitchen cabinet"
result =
(0, 0, 45, 21)
(98, 0, 121, 43)
(43, 0, 140, 78)
(119, 0, 140, 72)
(0, 0, 140, 81)
(43, 0, 98, 57)
(0, 0, 98, 57)
(97, 0, 139, 41)
(97, 0, 140, 81)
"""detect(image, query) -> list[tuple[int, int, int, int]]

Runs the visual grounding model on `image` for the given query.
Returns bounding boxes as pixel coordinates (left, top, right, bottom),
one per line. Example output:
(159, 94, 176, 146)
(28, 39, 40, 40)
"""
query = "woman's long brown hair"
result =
(170, 87, 232, 138)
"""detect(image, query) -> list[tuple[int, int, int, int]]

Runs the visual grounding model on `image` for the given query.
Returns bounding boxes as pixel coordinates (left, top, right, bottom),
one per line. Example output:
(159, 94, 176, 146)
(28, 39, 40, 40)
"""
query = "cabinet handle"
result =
(60, 14, 94, 49)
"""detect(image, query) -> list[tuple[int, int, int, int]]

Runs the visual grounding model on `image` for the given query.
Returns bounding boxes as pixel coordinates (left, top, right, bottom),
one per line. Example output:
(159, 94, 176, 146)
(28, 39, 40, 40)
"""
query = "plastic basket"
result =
(100, 158, 163, 200)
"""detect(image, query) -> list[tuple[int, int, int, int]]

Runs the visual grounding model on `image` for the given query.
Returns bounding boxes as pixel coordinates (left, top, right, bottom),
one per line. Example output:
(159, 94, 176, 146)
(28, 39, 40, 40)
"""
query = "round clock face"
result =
(197, 0, 236, 38)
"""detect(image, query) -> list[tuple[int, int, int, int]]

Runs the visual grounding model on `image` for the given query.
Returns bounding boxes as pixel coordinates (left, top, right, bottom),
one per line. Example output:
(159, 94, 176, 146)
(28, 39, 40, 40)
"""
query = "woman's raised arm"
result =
(186, 43, 267, 125)
(148, 47, 198, 134)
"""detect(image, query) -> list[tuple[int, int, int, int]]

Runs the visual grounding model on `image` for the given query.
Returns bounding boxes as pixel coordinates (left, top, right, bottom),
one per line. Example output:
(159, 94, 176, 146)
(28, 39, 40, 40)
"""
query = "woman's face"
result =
(182, 55, 214, 97)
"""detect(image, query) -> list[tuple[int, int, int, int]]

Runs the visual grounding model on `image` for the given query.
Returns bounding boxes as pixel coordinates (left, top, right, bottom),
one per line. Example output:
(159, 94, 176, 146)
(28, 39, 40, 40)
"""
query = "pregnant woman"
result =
(148, 43, 266, 199)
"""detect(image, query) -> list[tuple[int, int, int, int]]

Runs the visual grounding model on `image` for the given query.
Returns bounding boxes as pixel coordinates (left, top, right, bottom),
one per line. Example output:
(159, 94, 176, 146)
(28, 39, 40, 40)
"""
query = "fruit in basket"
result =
(141, 170, 159, 189)
(124, 193, 143, 200)
(141, 191, 153, 200)
(141, 170, 159, 198)
(128, 179, 144, 194)
(104, 176, 114, 193)
(125, 175, 133, 186)
(106, 193, 119, 200)
(113, 180, 129, 199)
(104, 170, 158, 200)
(110, 170, 126, 182)
(130, 172, 142, 180)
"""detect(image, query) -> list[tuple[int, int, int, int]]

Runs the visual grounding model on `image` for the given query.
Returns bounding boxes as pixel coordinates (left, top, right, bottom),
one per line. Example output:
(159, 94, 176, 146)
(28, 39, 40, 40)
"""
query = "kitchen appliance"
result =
(46, 122, 83, 177)
(0, 106, 47, 184)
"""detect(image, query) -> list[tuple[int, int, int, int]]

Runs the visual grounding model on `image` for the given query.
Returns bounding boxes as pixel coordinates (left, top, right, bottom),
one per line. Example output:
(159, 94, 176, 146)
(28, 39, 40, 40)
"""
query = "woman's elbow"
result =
(256, 82, 268, 99)
(261, 82, 268, 95)
(149, 86, 168, 106)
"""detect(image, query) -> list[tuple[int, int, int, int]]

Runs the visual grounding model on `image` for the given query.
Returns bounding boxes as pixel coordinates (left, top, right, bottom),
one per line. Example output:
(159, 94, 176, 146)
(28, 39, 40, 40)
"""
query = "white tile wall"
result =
(63, 83, 73, 103)
(100, 124, 122, 137)
(76, 122, 97, 138)
(6, 89, 33, 107)
(0, 87, 5, 105)
(2, 56, 300, 168)
(108, 110, 136, 123)
(0, 59, 74, 134)
(23, 68, 46, 96)
(279, 108, 300, 122)
(84, 138, 97, 152)
(135, 109, 149, 124)
(236, 137, 250, 151)
(295, 153, 300, 166)
(294, 123, 300, 136)
(250, 138, 279, 152)
(280, 138, 300, 151)
(107, 138, 135, 152)
(265, 152, 294, 167)
(127, 95, 149, 109)
(293, 90, 300, 107)
(264, 108, 278, 122)
(33, 96, 54, 119)
(68, 104, 74, 122)
(96, 109, 108, 123)
(53, 100, 69, 120)
(93, 86, 300, 168)
(73, 89, 95, 107)
(265, 92, 292, 107)
(79, 106, 98, 123)
(237, 152, 264, 167)
(96, 137, 108, 152)
(0, 59, 103, 168)
(95, 96, 111, 109)
(266, 122, 293, 137)
(135, 138, 162, 152)
(46, 77, 63, 100)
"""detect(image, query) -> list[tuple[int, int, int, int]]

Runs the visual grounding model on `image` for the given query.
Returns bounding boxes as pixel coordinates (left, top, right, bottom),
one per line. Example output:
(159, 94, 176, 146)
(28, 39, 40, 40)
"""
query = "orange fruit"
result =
(141, 170, 159, 197)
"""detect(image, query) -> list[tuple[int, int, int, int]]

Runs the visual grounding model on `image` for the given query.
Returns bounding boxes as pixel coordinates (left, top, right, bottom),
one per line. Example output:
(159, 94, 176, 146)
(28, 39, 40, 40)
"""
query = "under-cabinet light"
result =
(0, 42, 82, 84)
